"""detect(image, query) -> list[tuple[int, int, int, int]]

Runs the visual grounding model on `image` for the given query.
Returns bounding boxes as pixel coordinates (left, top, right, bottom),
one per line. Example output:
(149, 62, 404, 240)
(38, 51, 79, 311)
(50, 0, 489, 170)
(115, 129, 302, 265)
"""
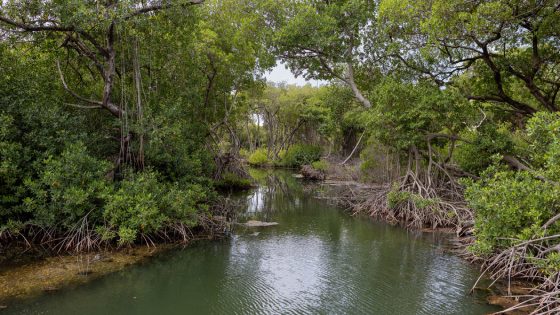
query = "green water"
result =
(3, 170, 498, 315)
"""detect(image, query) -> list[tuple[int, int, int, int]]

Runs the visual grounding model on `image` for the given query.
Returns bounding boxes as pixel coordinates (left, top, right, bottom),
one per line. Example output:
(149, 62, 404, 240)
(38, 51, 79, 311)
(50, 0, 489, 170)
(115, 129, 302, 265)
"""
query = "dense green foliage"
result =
(464, 113, 560, 254)
(103, 170, 208, 244)
(311, 160, 329, 172)
(0, 0, 273, 247)
(280, 144, 322, 168)
(247, 148, 270, 167)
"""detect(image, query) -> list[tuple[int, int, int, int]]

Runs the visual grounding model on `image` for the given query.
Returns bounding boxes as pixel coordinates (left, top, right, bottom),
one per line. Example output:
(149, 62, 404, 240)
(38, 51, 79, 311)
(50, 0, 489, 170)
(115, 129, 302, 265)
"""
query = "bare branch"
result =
(56, 60, 103, 107)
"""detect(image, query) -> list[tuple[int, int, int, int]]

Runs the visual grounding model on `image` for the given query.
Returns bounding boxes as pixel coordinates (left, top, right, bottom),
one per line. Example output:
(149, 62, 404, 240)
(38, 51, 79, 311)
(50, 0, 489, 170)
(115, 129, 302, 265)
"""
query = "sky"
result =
(265, 62, 327, 87)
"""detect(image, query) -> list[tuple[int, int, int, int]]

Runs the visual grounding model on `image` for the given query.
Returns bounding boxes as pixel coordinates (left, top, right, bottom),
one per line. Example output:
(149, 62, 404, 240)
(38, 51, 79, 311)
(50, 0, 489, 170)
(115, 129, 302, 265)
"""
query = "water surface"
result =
(4, 169, 498, 315)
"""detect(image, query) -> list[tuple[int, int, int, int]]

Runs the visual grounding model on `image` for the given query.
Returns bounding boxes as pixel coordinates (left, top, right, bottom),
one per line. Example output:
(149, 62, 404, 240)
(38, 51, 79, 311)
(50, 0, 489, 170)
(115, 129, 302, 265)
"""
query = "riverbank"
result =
(0, 246, 173, 307)
(0, 193, 240, 308)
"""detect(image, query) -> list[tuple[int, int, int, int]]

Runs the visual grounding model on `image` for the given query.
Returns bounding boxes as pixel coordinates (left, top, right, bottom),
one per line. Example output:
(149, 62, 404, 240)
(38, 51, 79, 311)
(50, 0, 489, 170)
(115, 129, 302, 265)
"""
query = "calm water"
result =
(3, 169, 498, 315)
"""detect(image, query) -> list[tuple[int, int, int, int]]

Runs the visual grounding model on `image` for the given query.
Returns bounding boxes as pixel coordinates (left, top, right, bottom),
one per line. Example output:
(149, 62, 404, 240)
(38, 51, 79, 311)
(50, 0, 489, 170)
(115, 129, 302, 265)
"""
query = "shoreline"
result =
(0, 245, 176, 308)
(0, 199, 235, 309)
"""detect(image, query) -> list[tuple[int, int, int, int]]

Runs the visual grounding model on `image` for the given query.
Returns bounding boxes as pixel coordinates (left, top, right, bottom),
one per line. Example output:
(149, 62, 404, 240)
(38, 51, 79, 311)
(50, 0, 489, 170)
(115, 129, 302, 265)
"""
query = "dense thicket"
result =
(0, 0, 274, 249)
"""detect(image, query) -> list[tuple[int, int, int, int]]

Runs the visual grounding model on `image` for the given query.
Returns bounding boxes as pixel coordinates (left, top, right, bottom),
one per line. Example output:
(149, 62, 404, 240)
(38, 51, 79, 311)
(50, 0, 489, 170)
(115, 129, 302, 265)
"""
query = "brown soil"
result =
(482, 281, 536, 314)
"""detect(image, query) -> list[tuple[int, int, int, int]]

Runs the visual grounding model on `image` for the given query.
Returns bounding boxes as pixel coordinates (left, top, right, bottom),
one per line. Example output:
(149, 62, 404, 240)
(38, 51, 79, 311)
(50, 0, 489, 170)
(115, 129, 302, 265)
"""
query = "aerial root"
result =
(472, 236, 560, 314)
(334, 170, 472, 232)
(0, 196, 239, 253)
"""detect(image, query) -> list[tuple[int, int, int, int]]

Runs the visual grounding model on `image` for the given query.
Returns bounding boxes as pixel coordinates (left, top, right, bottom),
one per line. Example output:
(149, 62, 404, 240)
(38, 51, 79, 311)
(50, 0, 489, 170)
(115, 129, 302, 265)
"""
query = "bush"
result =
(281, 144, 322, 167)
(214, 172, 253, 190)
(239, 148, 250, 159)
(525, 112, 560, 181)
(311, 160, 329, 171)
(464, 113, 560, 255)
(247, 148, 269, 166)
(387, 188, 438, 210)
(454, 123, 515, 175)
(103, 170, 207, 245)
(23, 142, 111, 229)
(0, 114, 24, 215)
(464, 165, 560, 254)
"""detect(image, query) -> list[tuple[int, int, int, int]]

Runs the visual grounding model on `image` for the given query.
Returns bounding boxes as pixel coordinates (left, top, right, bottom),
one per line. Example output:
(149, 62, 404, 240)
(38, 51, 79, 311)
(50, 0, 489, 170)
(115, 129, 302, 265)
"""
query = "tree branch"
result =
(56, 60, 103, 107)
(124, 0, 205, 20)
(0, 15, 74, 32)
(64, 102, 102, 109)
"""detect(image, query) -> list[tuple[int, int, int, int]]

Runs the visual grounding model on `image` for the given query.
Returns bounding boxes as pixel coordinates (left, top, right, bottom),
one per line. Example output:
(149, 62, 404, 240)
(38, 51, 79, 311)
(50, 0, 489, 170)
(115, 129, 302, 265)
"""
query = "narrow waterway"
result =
(3, 169, 498, 315)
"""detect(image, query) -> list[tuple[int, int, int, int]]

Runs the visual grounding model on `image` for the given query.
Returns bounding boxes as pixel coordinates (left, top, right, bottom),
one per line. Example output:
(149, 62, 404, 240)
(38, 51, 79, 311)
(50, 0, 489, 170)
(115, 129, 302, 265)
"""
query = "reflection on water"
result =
(4, 169, 498, 315)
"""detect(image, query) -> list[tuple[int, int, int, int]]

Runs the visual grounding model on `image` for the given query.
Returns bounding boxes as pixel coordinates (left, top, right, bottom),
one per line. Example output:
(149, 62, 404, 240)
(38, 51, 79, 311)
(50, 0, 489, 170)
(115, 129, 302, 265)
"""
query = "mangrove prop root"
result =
(332, 170, 472, 232)
(0, 196, 240, 253)
(472, 236, 560, 314)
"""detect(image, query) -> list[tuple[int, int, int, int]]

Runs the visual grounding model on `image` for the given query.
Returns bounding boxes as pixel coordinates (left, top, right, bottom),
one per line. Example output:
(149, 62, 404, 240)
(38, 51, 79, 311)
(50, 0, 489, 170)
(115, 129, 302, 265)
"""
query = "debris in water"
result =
(242, 220, 279, 227)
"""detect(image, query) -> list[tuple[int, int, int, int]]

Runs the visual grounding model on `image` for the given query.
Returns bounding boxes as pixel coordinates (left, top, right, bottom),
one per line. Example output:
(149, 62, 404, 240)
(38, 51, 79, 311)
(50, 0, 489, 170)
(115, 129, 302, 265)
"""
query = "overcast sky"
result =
(265, 62, 327, 87)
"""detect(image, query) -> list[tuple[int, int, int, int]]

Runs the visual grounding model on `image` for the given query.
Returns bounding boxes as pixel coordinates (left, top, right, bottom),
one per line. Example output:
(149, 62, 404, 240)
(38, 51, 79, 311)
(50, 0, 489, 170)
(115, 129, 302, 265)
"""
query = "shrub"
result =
(247, 148, 269, 166)
(103, 171, 168, 244)
(281, 144, 322, 167)
(239, 148, 250, 159)
(464, 166, 560, 254)
(214, 172, 252, 190)
(387, 189, 438, 210)
(311, 160, 329, 171)
(0, 114, 24, 215)
(102, 170, 207, 245)
(464, 113, 560, 255)
(23, 142, 111, 229)
(144, 120, 213, 184)
(454, 123, 515, 175)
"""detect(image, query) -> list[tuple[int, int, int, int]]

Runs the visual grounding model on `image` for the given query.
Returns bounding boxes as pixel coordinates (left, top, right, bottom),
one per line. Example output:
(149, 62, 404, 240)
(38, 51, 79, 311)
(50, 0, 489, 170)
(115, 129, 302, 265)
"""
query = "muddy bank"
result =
(0, 245, 173, 307)
(483, 281, 534, 314)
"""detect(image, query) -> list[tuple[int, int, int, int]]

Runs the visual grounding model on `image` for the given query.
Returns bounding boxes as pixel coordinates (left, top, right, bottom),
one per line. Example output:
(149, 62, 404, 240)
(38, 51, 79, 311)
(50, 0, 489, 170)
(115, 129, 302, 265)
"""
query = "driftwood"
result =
(239, 221, 279, 227)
